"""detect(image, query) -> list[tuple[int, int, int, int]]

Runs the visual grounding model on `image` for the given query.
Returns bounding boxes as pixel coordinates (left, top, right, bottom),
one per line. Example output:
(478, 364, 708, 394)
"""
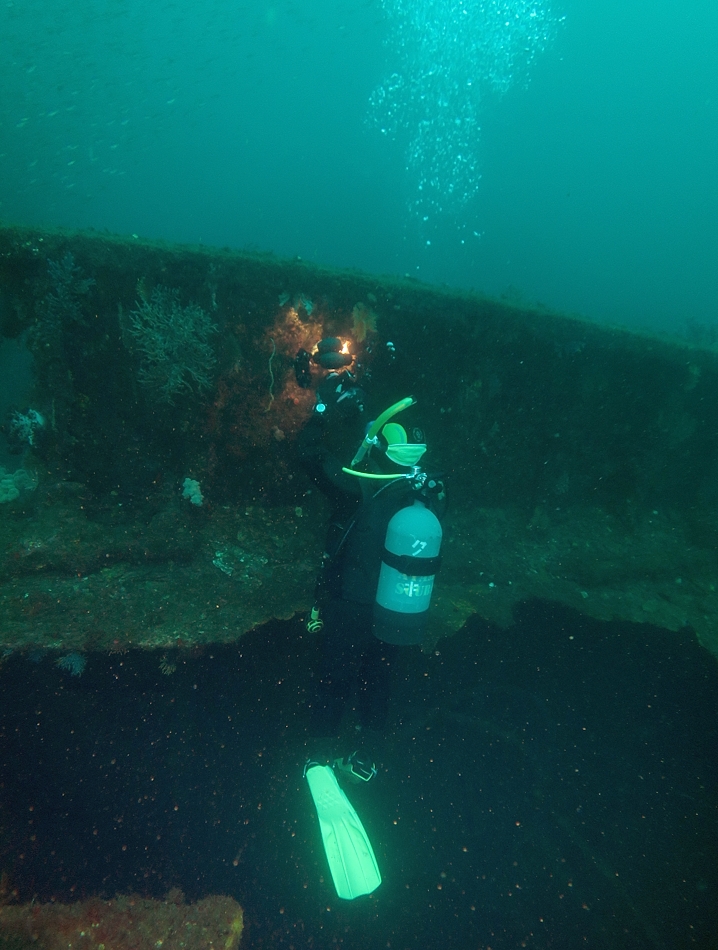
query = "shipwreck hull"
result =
(1, 223, 717, 661)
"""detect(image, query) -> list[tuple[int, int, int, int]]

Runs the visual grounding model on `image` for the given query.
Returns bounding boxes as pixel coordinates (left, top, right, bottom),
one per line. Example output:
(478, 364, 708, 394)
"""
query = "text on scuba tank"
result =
(395, 577, 434, 598)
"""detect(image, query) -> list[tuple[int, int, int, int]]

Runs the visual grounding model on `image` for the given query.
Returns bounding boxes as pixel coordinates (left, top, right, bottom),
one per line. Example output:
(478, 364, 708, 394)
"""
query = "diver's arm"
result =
(296, 397, 362, 499)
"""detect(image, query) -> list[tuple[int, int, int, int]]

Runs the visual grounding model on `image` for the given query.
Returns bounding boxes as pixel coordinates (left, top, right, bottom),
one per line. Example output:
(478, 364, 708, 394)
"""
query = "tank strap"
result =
(381, 550, 442, 576)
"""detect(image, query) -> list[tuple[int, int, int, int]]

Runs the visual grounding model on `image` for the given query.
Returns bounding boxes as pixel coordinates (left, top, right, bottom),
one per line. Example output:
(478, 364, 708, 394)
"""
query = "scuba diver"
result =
(296, 337, 446, 774)
(295, 336, 445, 900)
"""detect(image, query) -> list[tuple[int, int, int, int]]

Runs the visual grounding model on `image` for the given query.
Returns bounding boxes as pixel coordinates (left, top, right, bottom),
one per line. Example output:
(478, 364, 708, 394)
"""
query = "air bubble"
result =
(369, 0, 563, 215)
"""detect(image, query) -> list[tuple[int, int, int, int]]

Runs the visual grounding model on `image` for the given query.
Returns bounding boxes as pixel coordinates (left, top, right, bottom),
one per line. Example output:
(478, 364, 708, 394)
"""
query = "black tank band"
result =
(381, 550, 442, 576)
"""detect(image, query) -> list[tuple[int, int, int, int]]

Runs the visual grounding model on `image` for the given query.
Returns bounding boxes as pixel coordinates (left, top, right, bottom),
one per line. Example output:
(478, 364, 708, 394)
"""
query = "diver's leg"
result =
(358, 635, 399, 733)
(308, 599, 361, 738)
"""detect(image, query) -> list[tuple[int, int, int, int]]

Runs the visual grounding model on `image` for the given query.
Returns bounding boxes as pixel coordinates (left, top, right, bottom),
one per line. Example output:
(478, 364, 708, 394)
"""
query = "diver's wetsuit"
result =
(298, 410, 444, 737)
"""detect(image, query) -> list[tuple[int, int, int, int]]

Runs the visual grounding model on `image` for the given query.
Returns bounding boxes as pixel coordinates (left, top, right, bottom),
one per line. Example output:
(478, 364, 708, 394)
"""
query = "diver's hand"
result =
(316, 372, 365, 420)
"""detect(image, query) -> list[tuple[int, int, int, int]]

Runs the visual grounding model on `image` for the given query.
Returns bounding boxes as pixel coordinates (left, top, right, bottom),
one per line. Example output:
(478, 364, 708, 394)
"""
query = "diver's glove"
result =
(306, 605, 324, 634)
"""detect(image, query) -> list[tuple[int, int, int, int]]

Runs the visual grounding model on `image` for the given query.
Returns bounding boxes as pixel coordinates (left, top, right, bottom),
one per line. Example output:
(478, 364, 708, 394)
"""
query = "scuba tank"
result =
(373, 499, 442, 645)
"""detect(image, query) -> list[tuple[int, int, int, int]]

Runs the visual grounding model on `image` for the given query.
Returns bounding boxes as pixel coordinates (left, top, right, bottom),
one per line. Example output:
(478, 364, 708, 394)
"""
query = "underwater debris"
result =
(41, 253, 95, 330)
(55, 652, 87, 677)
(159, 654, 177, 675)
(108, 639, 129, 655)
(265, 337, 277, 411)
(0, 467, 38, 503)
(278, 292, 314, 316)
(123, 285, 217, 403)
(351, 301, 378, 343)
(212, 548, 234, 576)
(182, 477, 204, 506)
(27, 254, 95, 387)
(8, 408, 46, 447)
(297, 293, 314, 316)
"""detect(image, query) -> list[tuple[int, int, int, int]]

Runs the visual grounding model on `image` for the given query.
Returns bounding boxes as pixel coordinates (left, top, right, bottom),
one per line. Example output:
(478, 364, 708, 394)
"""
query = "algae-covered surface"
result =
(0, 892, 243, 950)
(0, 488, 323, 653)
(1, 223, 718, 662)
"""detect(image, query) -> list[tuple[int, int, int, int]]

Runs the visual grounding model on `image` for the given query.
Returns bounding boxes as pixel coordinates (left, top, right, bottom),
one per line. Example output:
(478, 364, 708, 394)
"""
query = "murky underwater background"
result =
(2, 1, 718, 946)
(2, 603, 717, 948)
(1, 0, 717, 333)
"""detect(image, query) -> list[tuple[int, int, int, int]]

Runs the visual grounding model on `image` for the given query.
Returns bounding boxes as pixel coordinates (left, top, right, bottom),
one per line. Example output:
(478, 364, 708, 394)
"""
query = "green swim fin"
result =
(305, 763, 382, 900)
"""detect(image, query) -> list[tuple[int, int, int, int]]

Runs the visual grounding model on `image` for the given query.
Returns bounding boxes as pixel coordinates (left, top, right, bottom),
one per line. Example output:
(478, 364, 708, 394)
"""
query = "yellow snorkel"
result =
(349, 397, 415, 468)
(341, 468, 409, 480)
(343, 397, 423, 480)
